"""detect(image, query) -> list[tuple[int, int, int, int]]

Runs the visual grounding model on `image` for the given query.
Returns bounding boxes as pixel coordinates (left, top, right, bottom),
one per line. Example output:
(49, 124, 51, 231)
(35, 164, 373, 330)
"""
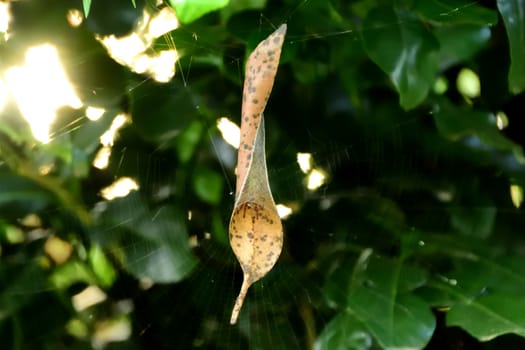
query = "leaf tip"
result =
(230, 277, 251, 324)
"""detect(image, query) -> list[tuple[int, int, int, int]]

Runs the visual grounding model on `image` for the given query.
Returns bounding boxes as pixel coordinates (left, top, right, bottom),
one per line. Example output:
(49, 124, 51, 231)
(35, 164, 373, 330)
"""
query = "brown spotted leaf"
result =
(235, 24, 287, 194)
(229, 24, 286, 324)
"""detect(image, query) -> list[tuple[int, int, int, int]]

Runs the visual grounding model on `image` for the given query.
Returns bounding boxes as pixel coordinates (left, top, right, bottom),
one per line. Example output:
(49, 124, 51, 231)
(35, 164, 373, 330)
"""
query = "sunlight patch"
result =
(86, 106, 106, 121)
(435, 189, 454, 202)
(0, 1, 10, 40)
(94, 114, 129, 170)
(0, 78, 7, 112)
(93, 146, 111, 170)
(217, 117, 240, 149)
(496, 111, 508, 130)
(100, 113, 128, 146)
(510, 184, 523, 208)
(296, 152, 328, 191)
(66, 8, 83, 27)
(44, 235, 73, 265)
(139, 278, 155, 290)
(72, 285, 107, 311)
(4, 44, 82, 143)
(98, 7, 179, 83)
(93, 316, 131, 349)
(276, 204, 293, 219)
(307, 168, 327, 190)
(100, 177, 139, 200)
(297, 152, 312, 173)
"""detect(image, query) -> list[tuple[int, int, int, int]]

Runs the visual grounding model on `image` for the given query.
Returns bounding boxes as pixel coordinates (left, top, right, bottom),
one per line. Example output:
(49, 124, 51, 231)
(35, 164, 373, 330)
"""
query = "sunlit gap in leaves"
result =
(93, 113, 129, 170)
(91, 316, 132, 350)
(66, 247, 129, 349)
(0, 78, 7, 111)
(0, 1, 10, 41)
(86, 106, 106, 121)
(296, 152, 327, 190)
(97, 6, 179, 83)
(297, 152, 312, 173)
(496, 111, 509, 130)
(217, 117, 240, 149)
(72, 286, 107, 311)
(66, 8, 83, 28)
(4, 44, 83, 143)
(276, 204, 293, 219)
(100, 177, 139, 201)
(44, 235, 73, 265)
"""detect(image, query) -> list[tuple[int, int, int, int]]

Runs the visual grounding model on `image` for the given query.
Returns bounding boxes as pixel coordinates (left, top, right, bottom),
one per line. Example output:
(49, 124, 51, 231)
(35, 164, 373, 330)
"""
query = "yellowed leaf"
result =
(229, 24, 287, 324)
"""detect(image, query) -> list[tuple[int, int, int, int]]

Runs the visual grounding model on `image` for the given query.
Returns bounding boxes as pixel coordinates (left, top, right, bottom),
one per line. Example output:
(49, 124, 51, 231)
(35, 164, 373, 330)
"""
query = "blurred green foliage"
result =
(1, 0, 525, 349)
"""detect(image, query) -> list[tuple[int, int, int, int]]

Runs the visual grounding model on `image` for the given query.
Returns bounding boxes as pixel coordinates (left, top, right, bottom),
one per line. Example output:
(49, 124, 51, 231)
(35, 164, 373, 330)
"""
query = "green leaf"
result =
(349, 291, 434, 350)
(0, 263, 48, 320)
(50, 260, 97, 289)
(324, 255, 435, 349)
(123, 235, 197, 283)
(433, 100, 523, 154)
(131, 80, 194, 144)
(89, 245, 117, 288)
(220, 0, 266, 20)
(127, 210, 198, 282)
(192, 167, 224, 205)
(448, 295, 525, 341)
(175, 120, 203, 163)
(96, 194, 198, 283)
(362, 7, 440, 110)
(497, 0, 525, 93)
(435, 25, 491, 70)
(315, 311, 372, 350)
(428, 252, 525, 341)
(413, 0, 498, 25)
(211, 209, 229, 245)
(83, 0, 91, 17)
(0, 174, 53, 207)
(449, 206, 496, 239)
(449, 256, 525, 299)
(349, 258, 434, 349)
(168, 0, 230, 24)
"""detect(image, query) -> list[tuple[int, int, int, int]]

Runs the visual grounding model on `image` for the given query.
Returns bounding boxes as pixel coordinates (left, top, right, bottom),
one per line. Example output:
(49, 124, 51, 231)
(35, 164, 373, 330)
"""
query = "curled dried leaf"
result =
(229, 24, 287, 325)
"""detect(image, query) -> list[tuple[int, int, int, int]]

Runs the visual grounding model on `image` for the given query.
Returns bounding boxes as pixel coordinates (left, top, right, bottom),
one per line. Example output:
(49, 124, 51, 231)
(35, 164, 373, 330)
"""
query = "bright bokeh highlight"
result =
(0, 1, 10, 40)
(510, 184, 523, 208)
(0, 78, 7, 112)
(98, 7, 179, 83)
(276, 204, 293, 219)
(217, 117, 240, 149)
(100, 177, 139, 200)
(86, 106, 106, 121)
(307, 168, 327, 190)
(100, 114, 128, 147)
(297, 152, 312, 173)
(5, 44, 82, 143)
